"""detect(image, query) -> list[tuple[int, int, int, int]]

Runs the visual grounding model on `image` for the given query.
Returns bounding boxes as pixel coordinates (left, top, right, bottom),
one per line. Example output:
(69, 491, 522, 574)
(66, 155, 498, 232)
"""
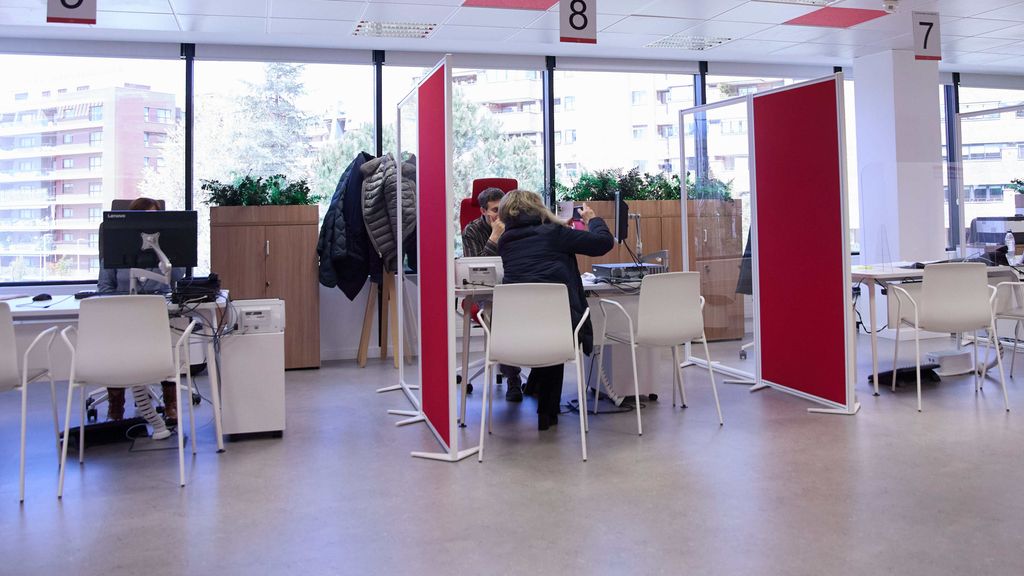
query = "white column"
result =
(854, 49, 946, 264)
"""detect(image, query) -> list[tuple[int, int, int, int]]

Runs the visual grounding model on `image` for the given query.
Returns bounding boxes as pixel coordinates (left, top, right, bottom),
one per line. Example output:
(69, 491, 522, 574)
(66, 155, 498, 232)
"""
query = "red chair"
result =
(459, 178, 518, 232)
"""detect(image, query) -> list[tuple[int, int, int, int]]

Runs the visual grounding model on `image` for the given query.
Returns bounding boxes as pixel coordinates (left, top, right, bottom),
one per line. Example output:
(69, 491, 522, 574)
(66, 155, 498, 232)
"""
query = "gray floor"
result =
(3, 334, 1024, 576)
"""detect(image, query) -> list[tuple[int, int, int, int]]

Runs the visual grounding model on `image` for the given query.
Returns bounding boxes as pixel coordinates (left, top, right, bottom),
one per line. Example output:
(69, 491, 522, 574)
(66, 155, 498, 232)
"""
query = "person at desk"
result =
(462, 187, 525, 401)
(98, 196, 185, 438)
(497, 190, 614, 430)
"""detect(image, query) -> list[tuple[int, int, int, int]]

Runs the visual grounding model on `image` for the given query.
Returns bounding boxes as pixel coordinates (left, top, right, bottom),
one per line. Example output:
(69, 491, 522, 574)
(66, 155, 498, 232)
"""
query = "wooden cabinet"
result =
(210, 205, 320, 369)
(577, 199, 745, 341)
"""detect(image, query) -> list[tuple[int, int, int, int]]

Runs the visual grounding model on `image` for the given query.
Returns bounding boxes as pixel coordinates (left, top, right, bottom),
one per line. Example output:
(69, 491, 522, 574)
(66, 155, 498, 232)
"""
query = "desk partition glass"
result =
(680, 98, 754, 379)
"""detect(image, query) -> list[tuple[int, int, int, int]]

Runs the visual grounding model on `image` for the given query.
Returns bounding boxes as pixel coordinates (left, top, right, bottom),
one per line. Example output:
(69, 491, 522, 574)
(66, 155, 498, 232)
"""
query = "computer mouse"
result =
(32, 293, 52, 302)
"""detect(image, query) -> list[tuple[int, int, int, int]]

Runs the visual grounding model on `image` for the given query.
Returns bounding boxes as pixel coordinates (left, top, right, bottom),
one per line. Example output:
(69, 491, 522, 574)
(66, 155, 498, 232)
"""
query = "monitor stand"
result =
(129, 231, 173, 294)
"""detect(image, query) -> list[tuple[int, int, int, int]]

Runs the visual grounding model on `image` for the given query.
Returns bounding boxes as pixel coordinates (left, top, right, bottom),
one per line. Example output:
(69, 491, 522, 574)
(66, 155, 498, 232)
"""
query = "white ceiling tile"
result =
(270, 18, 359, 36)
(0, 0, 43, 7)
(868, 31, 914, 50)
(360, 2, 458, 23)
(699, 37, 795, 55)
(97, 11, 180, 31)
(932, 0, 1022, 18)
(943, 35, 1017, 52)
(596, 0, 659, 16)
(100, 0, 176, 13)
(269, 1, 366, 20)
(771, 41, 879, 59)
(975, 3, 1024, 21)
(943, 51, 1021, 65)
(171, 0, 269, 18)
(807, 27, 900, 46)
(667, 19, 774, 40)
(940, 17, 1019, 37)
(982, 22, 1024, 40)
(527, 11, 626, 31)
(598, 31, 671, 48)
(506, 27, 554, 43)
(177, 14, 267, 34)
(448, 7, 547, 28)
(429, 24, 517, 41)
(985, 40, 1024, 55)
(603, 15, 702, 35)
(715, 1, 817, 25)
(747, 24, 829, 43)
(637, 0, 748, 20)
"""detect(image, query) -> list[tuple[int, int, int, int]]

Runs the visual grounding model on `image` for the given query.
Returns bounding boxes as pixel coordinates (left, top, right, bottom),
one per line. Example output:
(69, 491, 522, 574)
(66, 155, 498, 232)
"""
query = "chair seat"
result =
(997, 307, 1024, 320)
(604, 331, 703, 347)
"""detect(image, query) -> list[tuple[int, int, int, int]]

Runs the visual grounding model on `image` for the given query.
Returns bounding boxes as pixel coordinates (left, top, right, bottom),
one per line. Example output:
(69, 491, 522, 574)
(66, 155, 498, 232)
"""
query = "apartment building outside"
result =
(0, 83, 178, 282)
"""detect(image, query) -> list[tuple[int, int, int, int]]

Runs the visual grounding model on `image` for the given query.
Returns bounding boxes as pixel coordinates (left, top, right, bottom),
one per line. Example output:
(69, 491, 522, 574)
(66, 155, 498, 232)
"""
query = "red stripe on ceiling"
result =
(784, 7, 889, 28)
(462, 0, 558, 9)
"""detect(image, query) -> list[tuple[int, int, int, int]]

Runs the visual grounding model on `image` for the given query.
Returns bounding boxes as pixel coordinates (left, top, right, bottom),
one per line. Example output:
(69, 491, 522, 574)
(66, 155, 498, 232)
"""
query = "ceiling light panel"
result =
(646, 35, 732, 50)
(352, 20, 437, 38)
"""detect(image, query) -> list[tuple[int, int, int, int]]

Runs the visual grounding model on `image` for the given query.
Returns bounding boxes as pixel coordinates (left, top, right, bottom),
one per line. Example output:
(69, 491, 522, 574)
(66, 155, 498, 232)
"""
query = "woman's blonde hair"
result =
(498, 189, 563, 227)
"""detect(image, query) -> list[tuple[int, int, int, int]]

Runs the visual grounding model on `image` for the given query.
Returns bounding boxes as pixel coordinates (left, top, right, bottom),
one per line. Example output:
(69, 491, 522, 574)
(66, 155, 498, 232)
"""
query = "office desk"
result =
(851, 264, 1018, 396)
(8, 293, 229, 451)
(454, 279, 640, 422)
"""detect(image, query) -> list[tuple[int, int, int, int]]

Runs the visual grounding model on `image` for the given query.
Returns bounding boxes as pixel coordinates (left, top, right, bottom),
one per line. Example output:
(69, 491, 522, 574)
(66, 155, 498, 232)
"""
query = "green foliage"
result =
(1012, 178, 1024, 194)
(556, 166, 685, 202)
(201, 174, 322, 206)
(685, 171, 733, 200)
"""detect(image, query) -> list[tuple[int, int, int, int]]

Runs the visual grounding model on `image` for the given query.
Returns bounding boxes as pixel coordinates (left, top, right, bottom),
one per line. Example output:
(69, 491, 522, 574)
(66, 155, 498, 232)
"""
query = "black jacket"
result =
(317, 151, 374, 300)
(498, 216, 614, 355)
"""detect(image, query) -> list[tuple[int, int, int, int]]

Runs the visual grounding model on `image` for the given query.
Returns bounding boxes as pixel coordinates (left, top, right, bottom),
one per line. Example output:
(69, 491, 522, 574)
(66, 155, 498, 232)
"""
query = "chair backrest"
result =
(0, 303, 19, 391)
(459, 178, 518, 231)
(636, 272, 705, 346)
(74, 295, 174, 387)
(111, 198, 165, 210)
(488, 283, 577, 367)
(920, 263, 992, 332)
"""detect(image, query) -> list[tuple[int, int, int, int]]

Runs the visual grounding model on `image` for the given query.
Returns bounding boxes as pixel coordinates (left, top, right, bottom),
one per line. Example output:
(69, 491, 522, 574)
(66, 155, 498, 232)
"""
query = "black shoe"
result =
(505, 375, 523, 402)
(538, 413, 554, 431)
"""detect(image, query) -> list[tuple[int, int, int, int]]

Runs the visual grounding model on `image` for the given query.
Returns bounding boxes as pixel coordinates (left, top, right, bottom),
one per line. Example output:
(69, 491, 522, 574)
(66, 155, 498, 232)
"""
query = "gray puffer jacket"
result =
(362, 153, 416, 272)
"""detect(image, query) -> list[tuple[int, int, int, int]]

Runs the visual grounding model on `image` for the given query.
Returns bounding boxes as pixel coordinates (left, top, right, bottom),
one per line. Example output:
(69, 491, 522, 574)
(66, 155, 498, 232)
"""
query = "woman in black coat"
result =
(497, 190, 614, 430)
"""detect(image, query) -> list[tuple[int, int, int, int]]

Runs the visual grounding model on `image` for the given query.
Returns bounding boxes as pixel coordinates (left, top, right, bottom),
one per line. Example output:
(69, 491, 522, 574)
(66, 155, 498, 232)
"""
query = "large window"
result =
(553, 71, 695, 187)
(193, 61, 374, 274)
(955, 86, 1024, 254)
(0, 54, 183, 282)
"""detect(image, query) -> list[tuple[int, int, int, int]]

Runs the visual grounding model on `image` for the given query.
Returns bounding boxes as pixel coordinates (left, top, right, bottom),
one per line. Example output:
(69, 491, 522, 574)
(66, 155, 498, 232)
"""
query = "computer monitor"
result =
(614, 190, 629, 244)
(100, 210, 198, 269)
(967, 215, 1024, 246)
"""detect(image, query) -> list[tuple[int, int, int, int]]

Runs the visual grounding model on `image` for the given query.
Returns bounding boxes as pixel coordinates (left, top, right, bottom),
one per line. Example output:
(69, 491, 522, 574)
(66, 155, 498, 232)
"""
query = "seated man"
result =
(98, 196, 185, 439)
(462, 187, 524, 401)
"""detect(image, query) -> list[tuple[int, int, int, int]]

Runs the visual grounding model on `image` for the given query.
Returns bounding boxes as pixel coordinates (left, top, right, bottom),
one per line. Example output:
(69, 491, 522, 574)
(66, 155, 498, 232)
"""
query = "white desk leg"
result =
(869, 279, 879, 396)
(459, 297, 472, 427)
(206, 340, 225, 453)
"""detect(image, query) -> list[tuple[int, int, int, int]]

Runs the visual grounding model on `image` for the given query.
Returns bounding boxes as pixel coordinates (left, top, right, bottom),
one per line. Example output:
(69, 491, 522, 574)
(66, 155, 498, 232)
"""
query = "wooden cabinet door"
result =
(266, 224, 320, 369)
(698, 257, 745, 341)
(211, 225, 266, 300)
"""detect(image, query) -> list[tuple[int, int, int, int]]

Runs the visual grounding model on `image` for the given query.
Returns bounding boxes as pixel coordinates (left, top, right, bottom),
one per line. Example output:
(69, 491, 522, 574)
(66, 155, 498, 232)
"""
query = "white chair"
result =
(477, 283, 590, 461)
(889, 263, 1009, 412)
(1, 302, 59, 502)
(991, 279, 1024, 377)
(57, 295, 196, 498)
(597, 272, 723, 431)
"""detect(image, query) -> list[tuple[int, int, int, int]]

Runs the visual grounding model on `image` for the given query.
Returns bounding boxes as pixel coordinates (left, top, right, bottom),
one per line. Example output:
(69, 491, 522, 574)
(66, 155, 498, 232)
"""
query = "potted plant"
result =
(1012, 179, 1024, 215)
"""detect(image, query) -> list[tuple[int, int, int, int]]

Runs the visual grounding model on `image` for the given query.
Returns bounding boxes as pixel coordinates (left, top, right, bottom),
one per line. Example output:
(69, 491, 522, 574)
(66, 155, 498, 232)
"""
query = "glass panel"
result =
(397, 86, 421, 395)
(956, 87, 1024, 260)
(682, 101, 753, 376)
(193, 61, 374, 274)
(0, 54, 183, 282)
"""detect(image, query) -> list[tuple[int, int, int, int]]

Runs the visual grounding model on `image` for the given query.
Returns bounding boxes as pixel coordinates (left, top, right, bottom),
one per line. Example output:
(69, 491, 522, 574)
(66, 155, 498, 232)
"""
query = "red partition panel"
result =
(418, 65, 452, 447)
(753, 79, 848, 406)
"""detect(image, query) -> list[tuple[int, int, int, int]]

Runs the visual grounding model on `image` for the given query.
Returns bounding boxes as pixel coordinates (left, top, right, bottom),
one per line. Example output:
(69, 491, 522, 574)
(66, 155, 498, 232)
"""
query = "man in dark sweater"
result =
(462, 187, 524, 401)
